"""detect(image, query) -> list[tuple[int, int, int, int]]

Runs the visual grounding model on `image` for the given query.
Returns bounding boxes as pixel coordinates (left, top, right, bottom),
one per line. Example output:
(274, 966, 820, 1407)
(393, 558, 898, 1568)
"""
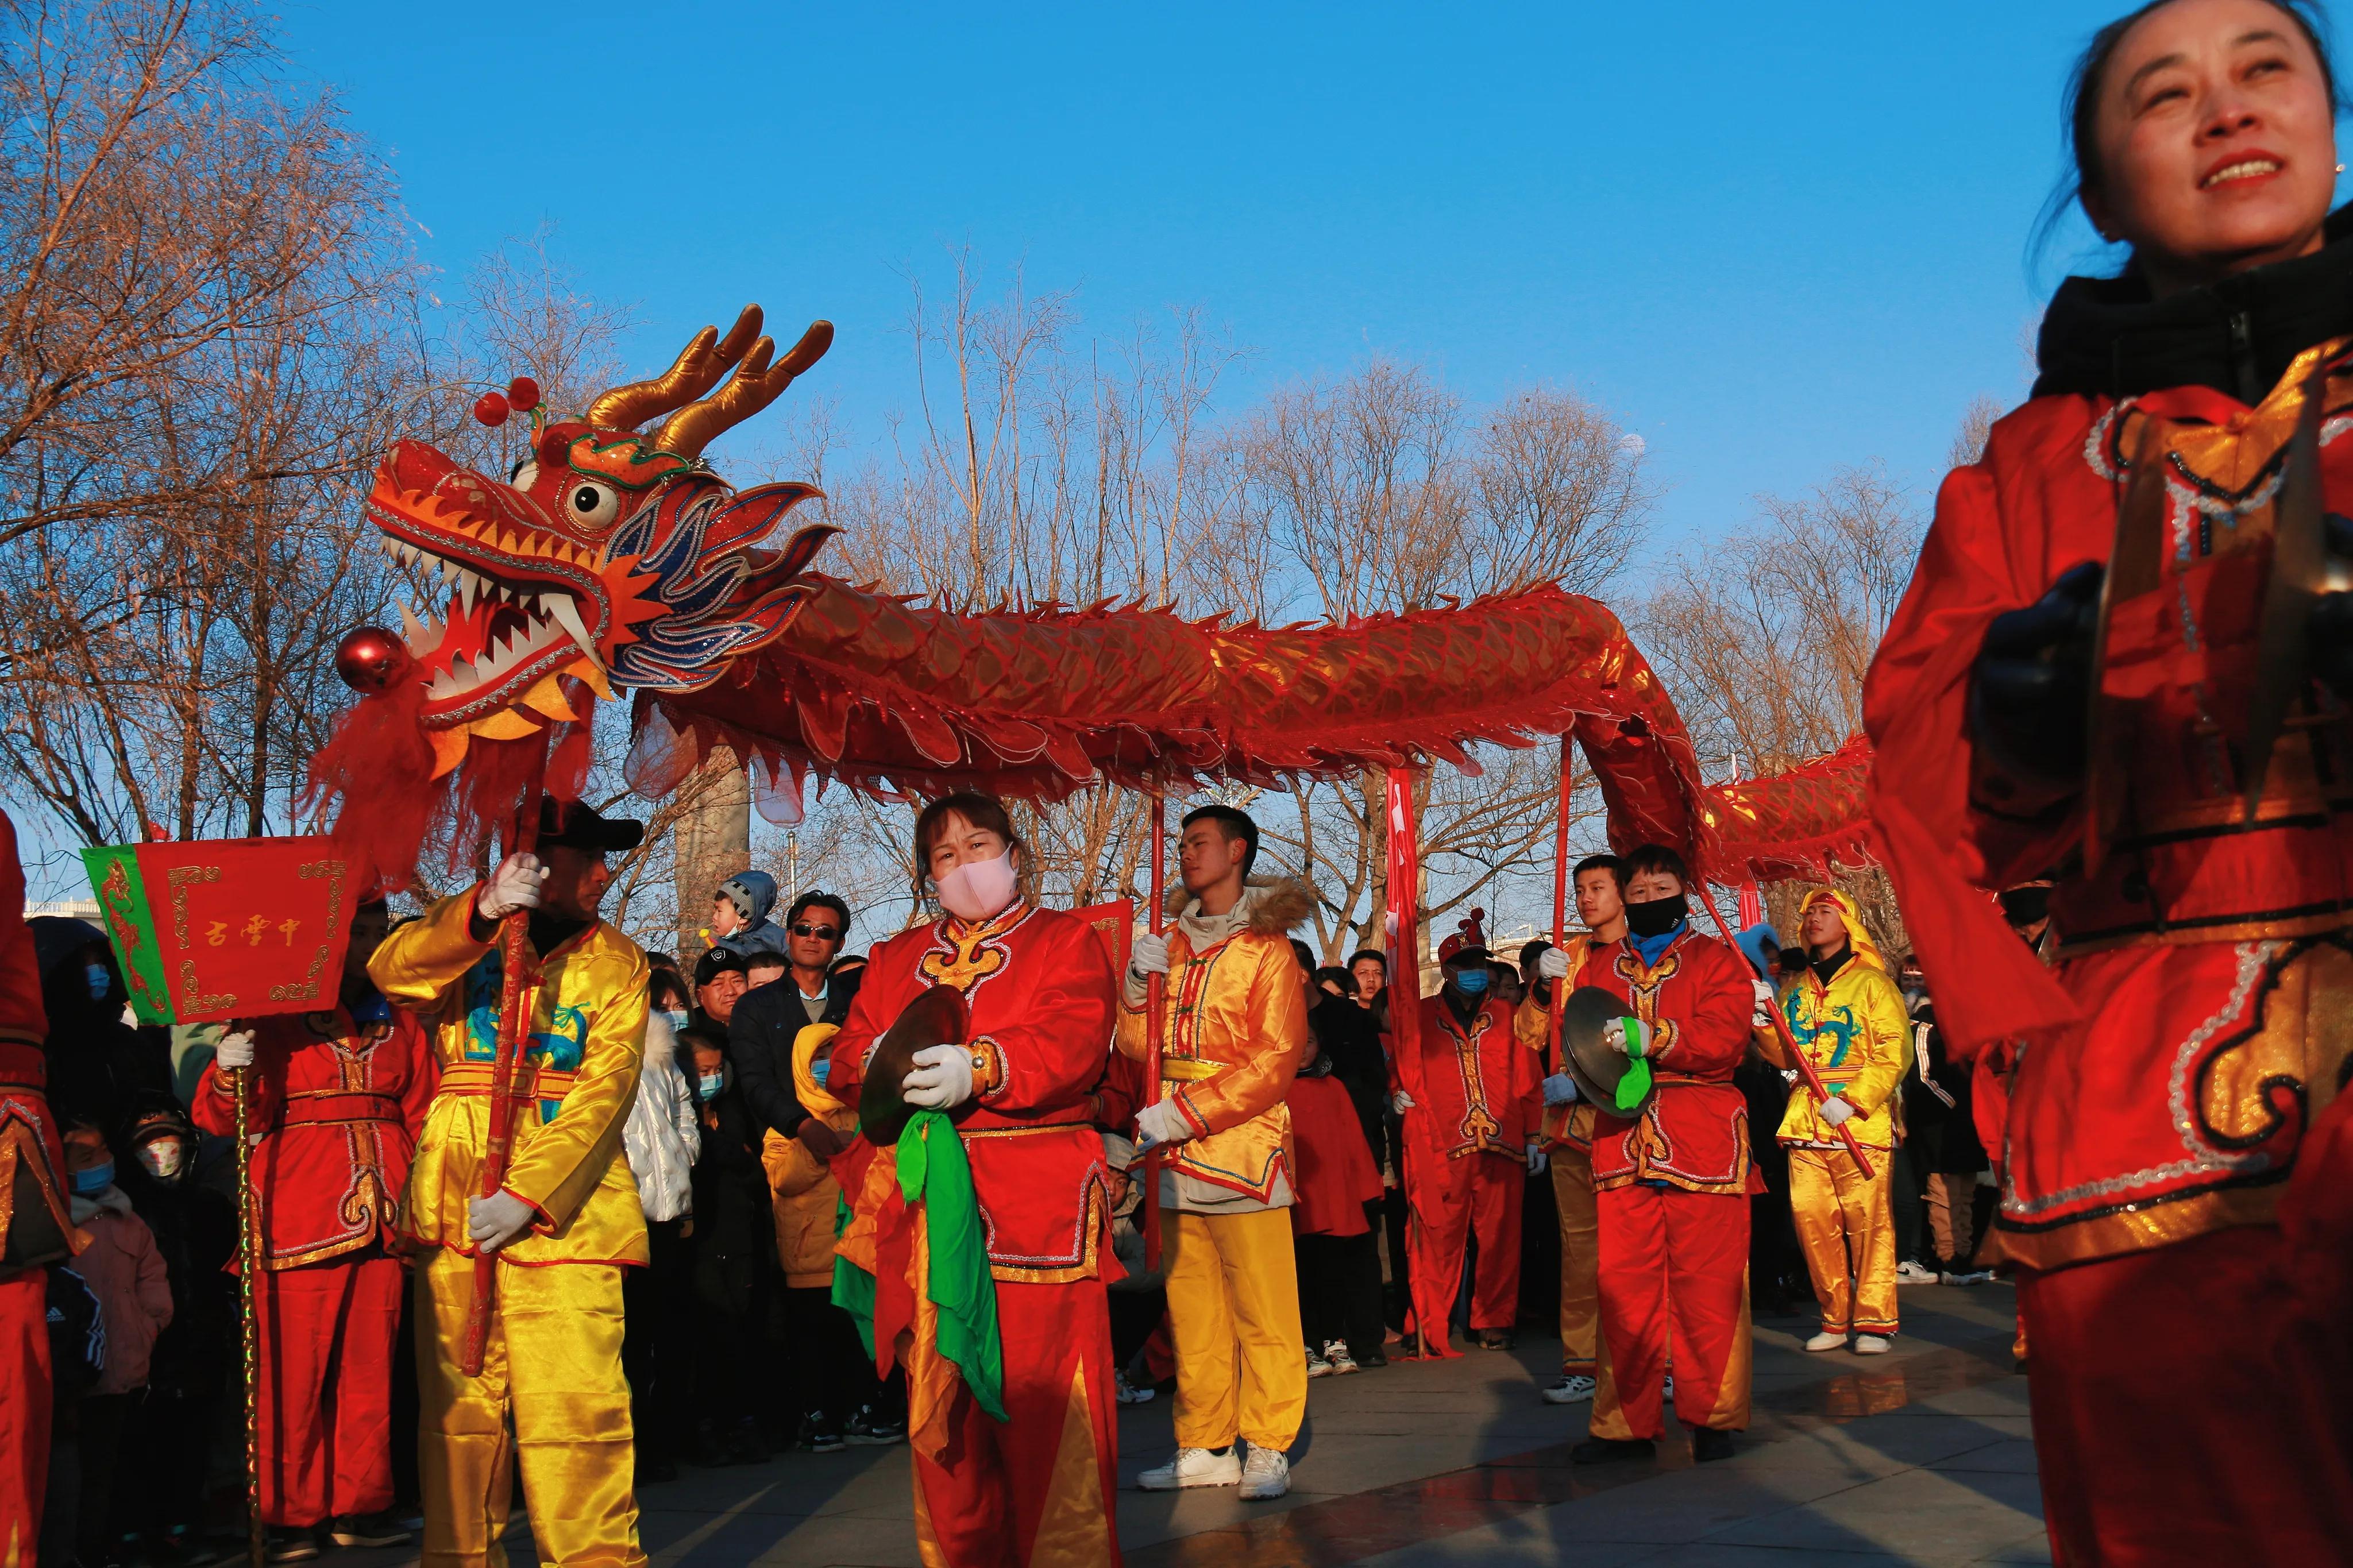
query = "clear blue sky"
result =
(274, 1, 2223, 546)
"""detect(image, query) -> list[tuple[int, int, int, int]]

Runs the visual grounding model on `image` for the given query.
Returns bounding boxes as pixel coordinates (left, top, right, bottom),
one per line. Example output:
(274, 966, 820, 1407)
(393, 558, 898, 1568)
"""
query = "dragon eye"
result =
(566, 480, 620, 530)
(510, 459, 540, 490)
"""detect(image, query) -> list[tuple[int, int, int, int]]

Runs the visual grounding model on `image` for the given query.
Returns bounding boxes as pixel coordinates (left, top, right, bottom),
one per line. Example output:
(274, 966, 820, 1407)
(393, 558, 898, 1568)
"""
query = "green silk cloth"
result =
(831, 1109, 1006, 1423)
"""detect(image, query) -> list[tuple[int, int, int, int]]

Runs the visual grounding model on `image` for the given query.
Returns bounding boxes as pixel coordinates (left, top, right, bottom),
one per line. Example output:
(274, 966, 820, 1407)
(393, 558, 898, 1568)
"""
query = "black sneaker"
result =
(797, 1411, 846, 1453)
(635, 1454, 678, 1486)
(263, 1529, 318, 1565)
(1569, 1436, 1656, 1466)
(844, 1403, 907, 1446)
(327, 1513, 411, 1549)
(1692, 1428, 1736, 1463)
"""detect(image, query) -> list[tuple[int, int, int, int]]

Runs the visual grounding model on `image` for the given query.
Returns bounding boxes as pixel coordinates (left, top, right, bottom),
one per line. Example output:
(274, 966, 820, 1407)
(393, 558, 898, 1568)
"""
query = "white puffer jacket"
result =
(623, 1012, 700, 1221)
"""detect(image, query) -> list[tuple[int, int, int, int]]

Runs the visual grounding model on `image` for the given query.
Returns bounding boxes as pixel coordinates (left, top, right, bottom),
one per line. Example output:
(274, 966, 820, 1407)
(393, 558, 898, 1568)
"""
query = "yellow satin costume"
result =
(372, 892, 650, 1568)
(1767, 889, 1910, 1339)
(1114, 878, 1311, 1456)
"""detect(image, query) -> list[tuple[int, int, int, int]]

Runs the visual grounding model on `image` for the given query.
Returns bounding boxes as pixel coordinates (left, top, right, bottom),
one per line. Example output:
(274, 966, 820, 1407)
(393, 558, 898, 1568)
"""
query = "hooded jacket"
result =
(1115, 876, 1313, 1213)
(713, 871, 792, 960)
(1771, 890, 1912, 1152)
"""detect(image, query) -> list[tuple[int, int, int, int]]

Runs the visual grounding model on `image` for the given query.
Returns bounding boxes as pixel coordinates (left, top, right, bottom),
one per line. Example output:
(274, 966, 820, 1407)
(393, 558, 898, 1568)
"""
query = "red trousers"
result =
(2020, 1225, 2353, 1567)
(910, 1276, 1120, 1568)
(1, 1272, 48, 1568)
(255, 1255, 402, 1527)
(1405, 1149, 1524, 1354)
(1589, 1184, 1751, 1439)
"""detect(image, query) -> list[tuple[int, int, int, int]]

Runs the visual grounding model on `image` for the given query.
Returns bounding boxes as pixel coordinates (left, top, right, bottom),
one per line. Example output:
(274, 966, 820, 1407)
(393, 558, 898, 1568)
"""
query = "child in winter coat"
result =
(709, 871, 791, 963)
(60, 1123, 172, 1566)
(759, 1022, 894, 1450)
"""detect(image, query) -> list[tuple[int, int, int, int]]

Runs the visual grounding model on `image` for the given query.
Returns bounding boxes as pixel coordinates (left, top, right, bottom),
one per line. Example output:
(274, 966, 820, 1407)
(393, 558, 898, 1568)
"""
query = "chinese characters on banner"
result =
(83, 839, 357, 1025)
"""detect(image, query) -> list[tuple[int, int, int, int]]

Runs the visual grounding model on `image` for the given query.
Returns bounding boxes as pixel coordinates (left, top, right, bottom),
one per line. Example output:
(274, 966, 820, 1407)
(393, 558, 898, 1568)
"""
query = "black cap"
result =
(693, 947, 750, 988)
(538, 798, 645, 854)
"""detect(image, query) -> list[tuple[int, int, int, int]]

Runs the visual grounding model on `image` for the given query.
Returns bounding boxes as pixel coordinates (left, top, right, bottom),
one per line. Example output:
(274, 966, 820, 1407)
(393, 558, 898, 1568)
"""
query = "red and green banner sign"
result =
(82, 839, 356, 1026)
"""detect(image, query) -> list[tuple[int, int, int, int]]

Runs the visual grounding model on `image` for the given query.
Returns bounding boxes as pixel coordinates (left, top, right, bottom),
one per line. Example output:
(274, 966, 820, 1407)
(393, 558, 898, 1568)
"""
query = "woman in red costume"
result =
(828, 791, 1122, 1568)
(1865, 3, 2353, 1561)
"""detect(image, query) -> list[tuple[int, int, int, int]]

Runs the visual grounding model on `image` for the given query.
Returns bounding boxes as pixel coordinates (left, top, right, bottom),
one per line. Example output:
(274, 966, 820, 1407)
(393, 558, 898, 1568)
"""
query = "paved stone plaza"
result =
(342, 1281, 2047, 1566)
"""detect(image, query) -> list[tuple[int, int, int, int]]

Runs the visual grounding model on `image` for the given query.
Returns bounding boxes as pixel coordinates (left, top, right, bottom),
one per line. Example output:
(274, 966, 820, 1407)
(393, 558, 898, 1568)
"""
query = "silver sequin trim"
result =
(2001, 940, 2278, 1219)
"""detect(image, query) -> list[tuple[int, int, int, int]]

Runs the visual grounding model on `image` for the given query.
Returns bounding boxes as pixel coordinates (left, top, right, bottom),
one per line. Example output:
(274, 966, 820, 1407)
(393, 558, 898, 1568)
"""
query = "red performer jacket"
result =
(0, 807, 75, 1269)
(832, 901, 1119, 1283)
(1285, 1073, 1380, 1237)
(1866, 343, 2353, 1270)
(194, 1005, 435, 1269)
(1574, 928, 1757, 1196)
(1395, 992, 1539, 1161)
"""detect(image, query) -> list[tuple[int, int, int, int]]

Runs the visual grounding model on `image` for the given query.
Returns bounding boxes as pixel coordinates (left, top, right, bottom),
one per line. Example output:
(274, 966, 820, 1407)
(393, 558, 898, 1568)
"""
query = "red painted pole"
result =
(1548, 736, 1572, 1061)
(1692, 886, 1873, 1179)
(1143, 793, 1167, 1272)
(461, 754, 548, 1376)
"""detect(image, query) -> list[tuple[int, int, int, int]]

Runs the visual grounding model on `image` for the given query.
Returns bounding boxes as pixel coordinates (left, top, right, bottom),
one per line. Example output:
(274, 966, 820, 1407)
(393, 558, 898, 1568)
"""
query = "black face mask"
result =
(1998, 886, 2051, 926)
(1624, 893, 1688, 939)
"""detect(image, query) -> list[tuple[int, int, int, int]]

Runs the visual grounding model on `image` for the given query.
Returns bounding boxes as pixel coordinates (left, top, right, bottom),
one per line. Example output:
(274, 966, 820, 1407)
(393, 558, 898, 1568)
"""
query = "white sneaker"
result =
(1116, 1371, 1156, 1405)
(1541, 1374, 1596, 1405)
(1941, 1269, 1993, 1286)
(1305, 1347, 1333, 1378)
(1895, 1261, 1939, 1284)
(1137, 1446, 1241, 1490)
(1661, 1374, 1674, 1401)
(1804, 1330, 1848, 1352)
(1854, 1334, 1893, 1355)
(1238, 1445, 1290, 1501)
(1323, 1340, 1359, 1376)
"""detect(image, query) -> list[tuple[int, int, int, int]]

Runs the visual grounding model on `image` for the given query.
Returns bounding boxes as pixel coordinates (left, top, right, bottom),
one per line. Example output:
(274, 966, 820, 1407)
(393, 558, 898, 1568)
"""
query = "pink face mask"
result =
(936, 849, 1019, 922)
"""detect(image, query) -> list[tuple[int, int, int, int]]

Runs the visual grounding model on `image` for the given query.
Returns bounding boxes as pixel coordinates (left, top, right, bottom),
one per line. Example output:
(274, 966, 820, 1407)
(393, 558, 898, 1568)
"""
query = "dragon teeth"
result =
(541, 592, 595, 658)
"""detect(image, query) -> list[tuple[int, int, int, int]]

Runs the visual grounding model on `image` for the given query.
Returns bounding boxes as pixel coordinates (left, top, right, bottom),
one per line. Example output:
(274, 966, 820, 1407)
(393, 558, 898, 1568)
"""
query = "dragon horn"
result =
(584, 305, 764, 431)
(654, 320, 834, 461)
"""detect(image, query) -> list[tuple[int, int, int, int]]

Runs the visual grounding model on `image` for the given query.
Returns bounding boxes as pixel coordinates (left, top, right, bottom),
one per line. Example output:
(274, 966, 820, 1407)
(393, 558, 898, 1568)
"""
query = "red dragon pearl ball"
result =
(506, 376, 542, 413)
(472, 391, 511, 427)
(334, 626, 413, 694)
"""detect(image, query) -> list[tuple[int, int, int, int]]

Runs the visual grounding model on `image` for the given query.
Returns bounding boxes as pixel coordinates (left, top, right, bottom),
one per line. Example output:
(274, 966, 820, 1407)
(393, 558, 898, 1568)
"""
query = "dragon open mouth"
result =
(365, 465, 639, 734)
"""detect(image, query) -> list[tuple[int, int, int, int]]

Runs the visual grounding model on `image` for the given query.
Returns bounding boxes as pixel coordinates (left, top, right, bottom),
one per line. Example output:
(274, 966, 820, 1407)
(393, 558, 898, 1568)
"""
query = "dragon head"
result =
(361, 306, 836, 776)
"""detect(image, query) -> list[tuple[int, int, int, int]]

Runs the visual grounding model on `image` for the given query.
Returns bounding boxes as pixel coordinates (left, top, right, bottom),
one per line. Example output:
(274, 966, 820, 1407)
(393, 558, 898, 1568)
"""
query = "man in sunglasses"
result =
(730, 891, 862, 1142)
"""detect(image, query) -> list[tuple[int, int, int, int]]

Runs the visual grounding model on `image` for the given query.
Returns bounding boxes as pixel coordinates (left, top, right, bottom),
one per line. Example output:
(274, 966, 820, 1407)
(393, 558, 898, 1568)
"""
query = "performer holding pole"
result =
(195, 898, 434, 1562)
(371, 800, 652, 1568)
(1124, 805, 1311, 1502)
(1867, 5, 2353, 1558)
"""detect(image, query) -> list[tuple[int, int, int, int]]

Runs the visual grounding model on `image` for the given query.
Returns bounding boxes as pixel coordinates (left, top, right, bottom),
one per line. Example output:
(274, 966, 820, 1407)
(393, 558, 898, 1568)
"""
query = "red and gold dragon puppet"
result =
(308, 304, 1873, 889)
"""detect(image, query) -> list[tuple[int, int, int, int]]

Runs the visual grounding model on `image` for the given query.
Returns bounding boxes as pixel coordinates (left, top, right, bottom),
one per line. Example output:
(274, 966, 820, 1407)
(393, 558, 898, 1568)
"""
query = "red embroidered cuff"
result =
(970, 1036, 1008, 1100)
(1173, 1086, 1212, 1139)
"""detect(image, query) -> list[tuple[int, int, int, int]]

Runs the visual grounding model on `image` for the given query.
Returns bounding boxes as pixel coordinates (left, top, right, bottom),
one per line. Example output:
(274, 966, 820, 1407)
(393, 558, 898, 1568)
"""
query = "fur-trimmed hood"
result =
(1164, 874, 1316, 937)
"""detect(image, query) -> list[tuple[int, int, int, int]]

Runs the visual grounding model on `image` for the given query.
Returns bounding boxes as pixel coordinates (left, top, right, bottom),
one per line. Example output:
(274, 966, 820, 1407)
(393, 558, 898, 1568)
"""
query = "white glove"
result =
(1601, 1017, 1647, 1057)
(477, 852, 546, 921)
(1134, 1096, 1193, 1150)
(1752, 979, 1777, 1028)
(214, 1030, 256, 1070)
(1130, 931, 1170, 978)
(901, 1044, 976, 1110)
(1541, 1071, 1579, 1107)
(468, 1190, 537, 1252)
(1526, 1141, 1548, 1176)
(1389, 1090, 1415, 1115)
(1818, 1095, 1857, 1127)
(1537, 947, 1571, 981)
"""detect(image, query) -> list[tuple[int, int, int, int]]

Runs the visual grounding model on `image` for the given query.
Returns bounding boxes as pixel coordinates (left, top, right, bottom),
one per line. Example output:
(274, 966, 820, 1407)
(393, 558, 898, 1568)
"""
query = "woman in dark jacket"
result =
(680, 1026, 777, 1466)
